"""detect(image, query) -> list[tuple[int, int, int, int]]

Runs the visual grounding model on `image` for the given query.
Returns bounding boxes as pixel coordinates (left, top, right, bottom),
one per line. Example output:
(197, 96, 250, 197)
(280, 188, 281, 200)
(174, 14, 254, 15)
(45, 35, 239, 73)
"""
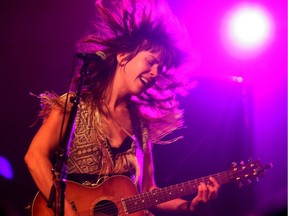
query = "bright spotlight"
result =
(221, 2, 274, 59)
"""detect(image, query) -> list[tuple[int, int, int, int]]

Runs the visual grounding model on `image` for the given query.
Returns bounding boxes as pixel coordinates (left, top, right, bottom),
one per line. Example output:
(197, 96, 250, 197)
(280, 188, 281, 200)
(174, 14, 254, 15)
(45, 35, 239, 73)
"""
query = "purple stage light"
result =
(0, 155, 13, 180)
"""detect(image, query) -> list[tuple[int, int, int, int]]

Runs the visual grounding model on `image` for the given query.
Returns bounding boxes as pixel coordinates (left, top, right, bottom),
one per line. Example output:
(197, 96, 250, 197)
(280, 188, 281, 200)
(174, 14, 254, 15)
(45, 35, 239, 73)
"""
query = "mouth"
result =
(139, 74, 157, 89)
(140, 76, 149, 86)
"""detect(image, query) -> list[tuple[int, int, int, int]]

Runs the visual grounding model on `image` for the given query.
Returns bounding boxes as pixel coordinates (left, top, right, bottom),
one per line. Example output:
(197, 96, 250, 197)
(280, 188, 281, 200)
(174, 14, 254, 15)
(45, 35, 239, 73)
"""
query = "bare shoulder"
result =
(29, 107, 68, 154)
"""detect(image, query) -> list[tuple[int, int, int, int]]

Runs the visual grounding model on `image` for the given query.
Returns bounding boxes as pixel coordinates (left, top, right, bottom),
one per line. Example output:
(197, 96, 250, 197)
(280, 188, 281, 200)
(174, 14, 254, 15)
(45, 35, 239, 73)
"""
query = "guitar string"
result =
(92, 200, 124, 215)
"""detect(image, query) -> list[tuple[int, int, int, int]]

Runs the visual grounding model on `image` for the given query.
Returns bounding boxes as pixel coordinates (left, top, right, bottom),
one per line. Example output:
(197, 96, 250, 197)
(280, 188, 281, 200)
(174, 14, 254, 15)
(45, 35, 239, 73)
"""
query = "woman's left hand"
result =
(188, 177, 220, 211)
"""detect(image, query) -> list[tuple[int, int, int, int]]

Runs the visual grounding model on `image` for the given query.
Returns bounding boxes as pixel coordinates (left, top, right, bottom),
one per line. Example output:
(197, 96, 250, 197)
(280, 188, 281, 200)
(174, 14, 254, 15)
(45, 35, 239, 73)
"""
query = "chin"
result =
(131, 89, 145, 96)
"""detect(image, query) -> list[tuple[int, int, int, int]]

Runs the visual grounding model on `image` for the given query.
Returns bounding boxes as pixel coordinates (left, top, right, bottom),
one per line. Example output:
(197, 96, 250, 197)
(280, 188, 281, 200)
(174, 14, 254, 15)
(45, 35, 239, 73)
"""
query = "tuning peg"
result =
(268, 163, 273, 168)
(238, 182, 243, 188)
(240, 160, 247, 170)
(231, 162, 238, 171)
(246, 179, 252, 185)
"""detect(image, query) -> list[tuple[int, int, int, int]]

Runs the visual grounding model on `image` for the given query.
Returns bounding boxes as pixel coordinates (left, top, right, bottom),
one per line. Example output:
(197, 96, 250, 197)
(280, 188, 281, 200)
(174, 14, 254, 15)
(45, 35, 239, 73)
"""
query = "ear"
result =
(116, 53, 128, 65)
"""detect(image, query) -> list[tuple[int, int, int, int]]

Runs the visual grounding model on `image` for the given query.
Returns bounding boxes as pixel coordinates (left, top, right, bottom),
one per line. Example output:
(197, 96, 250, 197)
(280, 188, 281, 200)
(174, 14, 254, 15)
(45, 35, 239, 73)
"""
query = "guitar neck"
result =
(123, 170, 231, 214)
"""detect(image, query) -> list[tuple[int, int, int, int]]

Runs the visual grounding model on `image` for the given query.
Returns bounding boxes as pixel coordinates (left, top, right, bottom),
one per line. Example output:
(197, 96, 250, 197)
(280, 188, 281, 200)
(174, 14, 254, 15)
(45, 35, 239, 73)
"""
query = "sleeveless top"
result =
(66, 99, 148, 184)
(37, 92, 149, 185)
(37, 91, 184, 184)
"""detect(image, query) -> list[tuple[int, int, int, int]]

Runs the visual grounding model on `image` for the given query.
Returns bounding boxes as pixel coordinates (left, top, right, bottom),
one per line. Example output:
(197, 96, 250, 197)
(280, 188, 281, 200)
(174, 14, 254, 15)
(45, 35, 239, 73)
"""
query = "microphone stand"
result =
(47, 59, 90, 216)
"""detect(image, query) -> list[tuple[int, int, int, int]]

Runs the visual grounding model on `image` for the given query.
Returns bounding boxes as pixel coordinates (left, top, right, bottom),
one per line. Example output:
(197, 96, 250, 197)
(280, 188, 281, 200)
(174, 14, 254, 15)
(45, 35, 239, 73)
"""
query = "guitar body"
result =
(31, 175, 145, 216)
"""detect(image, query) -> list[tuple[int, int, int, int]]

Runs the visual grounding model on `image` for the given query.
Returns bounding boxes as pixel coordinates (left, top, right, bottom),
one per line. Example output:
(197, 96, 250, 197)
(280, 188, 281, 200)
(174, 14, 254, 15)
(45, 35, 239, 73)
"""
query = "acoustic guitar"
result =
(31, 160, 272, 216)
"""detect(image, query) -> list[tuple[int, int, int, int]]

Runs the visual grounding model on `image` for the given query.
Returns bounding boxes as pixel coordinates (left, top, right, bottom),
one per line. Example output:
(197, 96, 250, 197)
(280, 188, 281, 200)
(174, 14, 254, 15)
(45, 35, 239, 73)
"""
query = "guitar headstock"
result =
(229, 159, 272, 187)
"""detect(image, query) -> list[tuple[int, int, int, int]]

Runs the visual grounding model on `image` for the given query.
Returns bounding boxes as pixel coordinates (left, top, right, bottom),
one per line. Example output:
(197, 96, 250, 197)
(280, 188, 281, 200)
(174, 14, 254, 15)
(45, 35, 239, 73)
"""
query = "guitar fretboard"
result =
(123, 171, 232, 214)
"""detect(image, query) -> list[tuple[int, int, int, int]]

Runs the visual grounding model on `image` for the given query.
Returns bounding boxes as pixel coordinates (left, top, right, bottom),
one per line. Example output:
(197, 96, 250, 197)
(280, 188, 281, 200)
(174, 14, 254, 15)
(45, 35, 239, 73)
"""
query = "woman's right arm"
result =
(25, 105, 80, 216)
(24, 107, 68, 200)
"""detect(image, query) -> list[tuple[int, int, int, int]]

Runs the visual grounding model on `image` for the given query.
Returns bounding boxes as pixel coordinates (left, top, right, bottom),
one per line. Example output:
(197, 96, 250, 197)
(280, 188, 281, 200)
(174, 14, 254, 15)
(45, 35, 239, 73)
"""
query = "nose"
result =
(149, 64, 159, 78)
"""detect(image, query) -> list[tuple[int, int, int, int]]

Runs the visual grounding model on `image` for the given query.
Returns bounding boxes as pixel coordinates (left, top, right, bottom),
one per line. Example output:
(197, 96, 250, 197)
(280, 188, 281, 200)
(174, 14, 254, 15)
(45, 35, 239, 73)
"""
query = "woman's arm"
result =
(25, 108, 66, 199)
(24, 107, 78, 216)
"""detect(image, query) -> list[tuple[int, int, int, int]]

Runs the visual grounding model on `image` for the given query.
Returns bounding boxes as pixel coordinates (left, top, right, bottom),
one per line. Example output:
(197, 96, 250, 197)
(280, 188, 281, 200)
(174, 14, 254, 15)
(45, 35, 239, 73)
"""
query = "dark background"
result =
(0, 0, 286, 215)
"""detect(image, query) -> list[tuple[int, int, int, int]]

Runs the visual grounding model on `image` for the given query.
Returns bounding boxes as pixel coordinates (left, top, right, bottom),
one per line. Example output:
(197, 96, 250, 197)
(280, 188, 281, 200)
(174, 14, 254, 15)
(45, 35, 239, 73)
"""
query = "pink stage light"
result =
(231, 75, 244, 83)
(221, 2, 274, 59)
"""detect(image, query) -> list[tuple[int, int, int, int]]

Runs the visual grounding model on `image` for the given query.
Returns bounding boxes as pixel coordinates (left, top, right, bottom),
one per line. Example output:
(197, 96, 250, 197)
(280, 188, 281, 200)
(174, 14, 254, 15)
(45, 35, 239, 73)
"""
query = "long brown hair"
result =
(73, 0, 189, 125)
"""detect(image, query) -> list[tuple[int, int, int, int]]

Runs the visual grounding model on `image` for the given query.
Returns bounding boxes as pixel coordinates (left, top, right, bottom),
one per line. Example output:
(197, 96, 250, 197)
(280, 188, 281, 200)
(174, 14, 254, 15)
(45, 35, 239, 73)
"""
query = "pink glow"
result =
(221, 2, 275, 59)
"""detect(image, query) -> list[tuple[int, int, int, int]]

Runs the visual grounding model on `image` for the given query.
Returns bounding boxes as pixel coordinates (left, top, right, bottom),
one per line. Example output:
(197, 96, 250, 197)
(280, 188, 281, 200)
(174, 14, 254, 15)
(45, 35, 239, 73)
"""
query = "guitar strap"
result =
(128, 102, 145, 151)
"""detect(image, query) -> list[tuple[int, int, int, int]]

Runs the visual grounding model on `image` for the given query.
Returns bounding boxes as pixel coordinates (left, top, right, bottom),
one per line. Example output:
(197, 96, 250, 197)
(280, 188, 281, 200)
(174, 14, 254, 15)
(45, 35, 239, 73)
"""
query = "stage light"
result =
(231, 76, 244, 83)
(0, 155, 13, 180)
(221, 2, 274, 59)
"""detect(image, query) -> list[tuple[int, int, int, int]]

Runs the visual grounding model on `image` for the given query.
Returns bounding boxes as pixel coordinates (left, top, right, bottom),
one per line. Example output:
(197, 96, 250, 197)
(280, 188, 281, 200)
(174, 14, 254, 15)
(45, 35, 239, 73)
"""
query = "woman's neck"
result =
(104, 89, 130, 112)
(104, 78, 131, 111)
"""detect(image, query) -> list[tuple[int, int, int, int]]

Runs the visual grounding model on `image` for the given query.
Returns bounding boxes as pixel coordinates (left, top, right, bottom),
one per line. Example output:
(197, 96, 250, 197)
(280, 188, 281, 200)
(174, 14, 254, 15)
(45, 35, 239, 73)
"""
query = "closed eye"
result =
(146, 55, 160, 65)
(145, 58, 157, 66)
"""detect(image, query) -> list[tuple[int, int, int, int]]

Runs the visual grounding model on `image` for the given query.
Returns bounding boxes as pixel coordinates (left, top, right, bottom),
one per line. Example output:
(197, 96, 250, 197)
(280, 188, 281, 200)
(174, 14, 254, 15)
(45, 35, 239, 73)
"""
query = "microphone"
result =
(76, 51, 106, 62)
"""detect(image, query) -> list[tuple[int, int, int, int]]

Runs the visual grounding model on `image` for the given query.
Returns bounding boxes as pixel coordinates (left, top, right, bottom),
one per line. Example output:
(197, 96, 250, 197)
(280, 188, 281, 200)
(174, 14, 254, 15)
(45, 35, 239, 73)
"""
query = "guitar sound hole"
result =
(93, 200, 118, 216)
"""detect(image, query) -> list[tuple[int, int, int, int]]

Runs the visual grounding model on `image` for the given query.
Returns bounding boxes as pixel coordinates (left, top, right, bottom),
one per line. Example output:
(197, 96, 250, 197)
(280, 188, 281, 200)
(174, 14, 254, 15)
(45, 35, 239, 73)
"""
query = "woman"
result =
(25, 0, 220, 215)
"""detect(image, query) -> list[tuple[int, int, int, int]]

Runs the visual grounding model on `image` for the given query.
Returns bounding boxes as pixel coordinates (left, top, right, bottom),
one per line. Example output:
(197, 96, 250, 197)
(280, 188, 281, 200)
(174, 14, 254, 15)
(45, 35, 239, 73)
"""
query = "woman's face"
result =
(117, 50, 162, 95)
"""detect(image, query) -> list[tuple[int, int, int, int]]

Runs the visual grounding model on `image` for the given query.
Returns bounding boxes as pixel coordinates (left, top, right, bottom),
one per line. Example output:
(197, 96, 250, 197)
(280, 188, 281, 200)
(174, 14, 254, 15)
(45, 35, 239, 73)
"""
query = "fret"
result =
(187, 179, 194, 194)
(216, 172, 221, 183)
(201, 177, 205, 184)
(194, 178, 198, 189)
